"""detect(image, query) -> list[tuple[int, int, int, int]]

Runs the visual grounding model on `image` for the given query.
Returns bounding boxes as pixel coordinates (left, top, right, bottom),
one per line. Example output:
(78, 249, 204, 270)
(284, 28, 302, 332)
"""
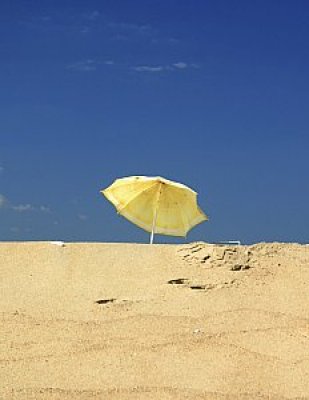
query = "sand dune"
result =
(1, 241, 309, 399)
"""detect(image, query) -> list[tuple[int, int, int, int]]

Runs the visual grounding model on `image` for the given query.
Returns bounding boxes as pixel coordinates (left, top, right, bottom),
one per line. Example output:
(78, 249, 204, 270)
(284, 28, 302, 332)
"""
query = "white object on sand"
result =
(218, 240, 241, 245)
(50, 241, 65, 247)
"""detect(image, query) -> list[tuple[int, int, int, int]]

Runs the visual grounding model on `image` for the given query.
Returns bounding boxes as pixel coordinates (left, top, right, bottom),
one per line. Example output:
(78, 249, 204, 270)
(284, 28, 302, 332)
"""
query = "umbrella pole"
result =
(150, 183, 162, 244)
(150, 206, 158, 244)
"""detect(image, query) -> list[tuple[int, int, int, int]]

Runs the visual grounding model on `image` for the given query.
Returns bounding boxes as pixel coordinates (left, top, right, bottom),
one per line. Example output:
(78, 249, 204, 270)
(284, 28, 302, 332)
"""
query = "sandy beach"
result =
(1, 241, 309, 399)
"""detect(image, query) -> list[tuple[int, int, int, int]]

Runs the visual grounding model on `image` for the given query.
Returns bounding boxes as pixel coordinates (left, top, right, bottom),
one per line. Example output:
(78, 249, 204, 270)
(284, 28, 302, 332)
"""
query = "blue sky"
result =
(0, 0, 308, 244)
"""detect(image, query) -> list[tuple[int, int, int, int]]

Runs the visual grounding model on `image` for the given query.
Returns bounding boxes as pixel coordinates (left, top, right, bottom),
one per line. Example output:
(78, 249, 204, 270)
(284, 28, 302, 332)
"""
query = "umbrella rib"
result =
(116, 182, 159, 213)
(153, 188, 187, 237)
(175, 194, 190, 235)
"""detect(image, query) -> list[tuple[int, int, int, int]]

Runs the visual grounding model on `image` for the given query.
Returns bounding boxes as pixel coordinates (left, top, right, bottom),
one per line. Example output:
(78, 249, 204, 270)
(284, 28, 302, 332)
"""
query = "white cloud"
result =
(11, 203, 51, 213)
(38, 16, 52, 22)
(0, 194, 8, 208)
(107, 21, 156, 42)
(78, 214, 88, 221)
(173, 62, 188, 69)
(66, 59, 97, 72)
(0, 166, 4, 174)
(11, 204, 34, 212)
(168, 38, 180, 45)
(39, 205, 51, 213)
(133, 62, 198, 73)
(133, 65, 164, 72)
(0, 194, 51, 213)
(66, 59, 115, 72)
(81, 26, 90, 34)
(84, 11, 100, 21)
(107, 22, 152, 35)
(67, 59, 199, 74)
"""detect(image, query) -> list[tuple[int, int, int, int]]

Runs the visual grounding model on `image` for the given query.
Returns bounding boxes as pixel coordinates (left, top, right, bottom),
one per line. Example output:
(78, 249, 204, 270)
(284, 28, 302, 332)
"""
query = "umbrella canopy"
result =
(101, 176, 208, 243)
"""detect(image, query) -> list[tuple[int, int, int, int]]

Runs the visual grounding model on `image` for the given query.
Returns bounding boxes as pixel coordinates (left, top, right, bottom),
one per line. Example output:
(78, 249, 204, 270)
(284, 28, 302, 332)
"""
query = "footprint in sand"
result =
(167, 279, 212, 291)
(95, 299, 116, 305)
(167, 278, 189, 285)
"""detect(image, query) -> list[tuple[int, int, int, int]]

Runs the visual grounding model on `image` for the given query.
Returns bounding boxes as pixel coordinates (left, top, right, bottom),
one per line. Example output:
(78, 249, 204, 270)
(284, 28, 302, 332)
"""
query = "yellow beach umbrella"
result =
(101, 176, 208, 244)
